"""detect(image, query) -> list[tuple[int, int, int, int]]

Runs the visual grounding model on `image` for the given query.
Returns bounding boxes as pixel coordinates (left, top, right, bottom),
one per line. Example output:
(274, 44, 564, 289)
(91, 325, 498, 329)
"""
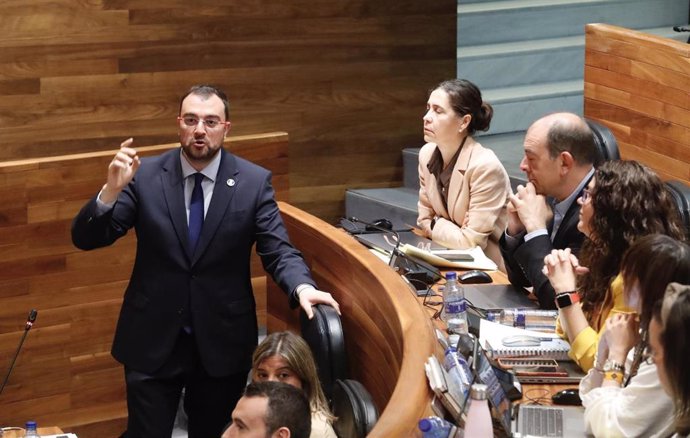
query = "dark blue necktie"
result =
(188, 173, 204, 251)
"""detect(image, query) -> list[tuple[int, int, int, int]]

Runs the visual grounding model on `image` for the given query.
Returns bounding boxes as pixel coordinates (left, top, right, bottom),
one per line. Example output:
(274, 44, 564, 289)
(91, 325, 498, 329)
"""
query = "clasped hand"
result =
(507, 182, 553, 235)
(603, 313, 640, 361)
(542, 248, 589, 293)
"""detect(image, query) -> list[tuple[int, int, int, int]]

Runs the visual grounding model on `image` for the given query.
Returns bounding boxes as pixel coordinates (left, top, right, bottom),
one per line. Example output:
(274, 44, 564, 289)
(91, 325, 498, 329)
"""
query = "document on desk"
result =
(479, 319, 570, 360)
(400, 244, 498, 271)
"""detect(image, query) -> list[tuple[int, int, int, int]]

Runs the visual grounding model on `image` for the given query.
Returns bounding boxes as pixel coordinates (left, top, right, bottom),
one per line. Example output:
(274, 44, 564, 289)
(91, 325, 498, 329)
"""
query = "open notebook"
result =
(479, 319, 571, 360)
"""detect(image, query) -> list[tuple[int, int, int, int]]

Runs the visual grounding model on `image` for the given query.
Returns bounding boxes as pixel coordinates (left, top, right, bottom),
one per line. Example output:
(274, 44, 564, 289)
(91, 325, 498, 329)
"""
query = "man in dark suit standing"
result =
(500, 113, 597, 309)
(72, 85, 340, 438)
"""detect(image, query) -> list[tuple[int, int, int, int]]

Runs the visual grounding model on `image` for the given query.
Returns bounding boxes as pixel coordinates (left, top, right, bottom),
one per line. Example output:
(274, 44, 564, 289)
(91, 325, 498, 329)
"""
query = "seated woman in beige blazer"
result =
(418, 79, 510, 270)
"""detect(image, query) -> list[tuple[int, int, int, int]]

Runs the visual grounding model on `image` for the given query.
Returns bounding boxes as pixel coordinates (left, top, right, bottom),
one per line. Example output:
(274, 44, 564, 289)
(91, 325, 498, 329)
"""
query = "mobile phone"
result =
(432, 251, 474, 261)
(513, 366, 569, 377)
(497, 358, 559, 369)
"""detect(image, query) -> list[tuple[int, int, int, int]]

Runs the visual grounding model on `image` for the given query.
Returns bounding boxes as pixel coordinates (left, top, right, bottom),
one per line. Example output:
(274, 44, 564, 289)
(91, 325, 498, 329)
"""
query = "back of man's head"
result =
(543, 113, 597, 166)
(245, 381, 311, 438)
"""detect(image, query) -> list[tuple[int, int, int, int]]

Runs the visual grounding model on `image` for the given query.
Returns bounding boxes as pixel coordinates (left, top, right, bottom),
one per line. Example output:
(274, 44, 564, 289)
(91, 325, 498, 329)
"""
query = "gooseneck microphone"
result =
(0, 309, 38, 397)
(346, 216, 401, 265)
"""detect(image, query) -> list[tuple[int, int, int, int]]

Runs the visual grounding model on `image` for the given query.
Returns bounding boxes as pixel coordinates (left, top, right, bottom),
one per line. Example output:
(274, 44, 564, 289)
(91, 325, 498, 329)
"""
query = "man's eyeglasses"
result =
(178, 116, 228, 129)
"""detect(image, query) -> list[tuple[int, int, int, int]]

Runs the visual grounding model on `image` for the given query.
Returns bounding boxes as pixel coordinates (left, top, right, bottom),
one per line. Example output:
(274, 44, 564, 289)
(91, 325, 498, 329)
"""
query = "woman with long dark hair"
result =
(544, 160, 685, 372)
(577, 235, 690, 437)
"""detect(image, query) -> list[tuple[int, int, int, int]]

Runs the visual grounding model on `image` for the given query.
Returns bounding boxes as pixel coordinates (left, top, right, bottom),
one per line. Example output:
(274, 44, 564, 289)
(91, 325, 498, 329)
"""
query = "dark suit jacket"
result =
(499, 180, 591, 310)
(72, 148, 314, 377)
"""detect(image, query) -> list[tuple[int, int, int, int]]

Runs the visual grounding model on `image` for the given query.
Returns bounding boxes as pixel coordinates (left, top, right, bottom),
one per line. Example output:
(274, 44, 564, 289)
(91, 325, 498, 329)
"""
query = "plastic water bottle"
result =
(418, 416, 457, 438)
(443, 347, 472, 408)
(24, 421, 41, 438)
(464, 384, 493, 437)
(442, 272, 468, 334)
(486, 308, 558, 333)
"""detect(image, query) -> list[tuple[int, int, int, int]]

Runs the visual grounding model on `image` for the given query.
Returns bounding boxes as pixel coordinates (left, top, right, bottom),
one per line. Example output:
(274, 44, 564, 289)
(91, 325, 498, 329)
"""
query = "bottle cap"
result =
(470, 383, 488, 400)
(26, 421, 37, 428)
(418, 418, 432, 432)
(445, 271, 457, 281)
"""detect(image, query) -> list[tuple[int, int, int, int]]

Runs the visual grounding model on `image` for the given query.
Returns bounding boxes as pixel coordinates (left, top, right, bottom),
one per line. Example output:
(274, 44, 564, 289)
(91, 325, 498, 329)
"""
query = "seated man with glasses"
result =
(499, 113, 597, 309)
(71, 84, 341, 438)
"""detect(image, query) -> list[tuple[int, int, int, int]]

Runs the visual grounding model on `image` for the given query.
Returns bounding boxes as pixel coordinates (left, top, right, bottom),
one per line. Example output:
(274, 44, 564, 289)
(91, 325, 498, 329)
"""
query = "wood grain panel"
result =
(267, 202, 436, 438)
(585, 24, 690, 185)
(0, 133, 289, 435)
(0, 0, 456, 226)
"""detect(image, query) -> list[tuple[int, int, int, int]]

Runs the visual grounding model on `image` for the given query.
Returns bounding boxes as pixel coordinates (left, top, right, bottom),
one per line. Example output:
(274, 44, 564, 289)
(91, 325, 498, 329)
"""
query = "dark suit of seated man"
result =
(222, 381, 311, 438)
(500, 113, 597, 309)
(71, 84, 340, 438)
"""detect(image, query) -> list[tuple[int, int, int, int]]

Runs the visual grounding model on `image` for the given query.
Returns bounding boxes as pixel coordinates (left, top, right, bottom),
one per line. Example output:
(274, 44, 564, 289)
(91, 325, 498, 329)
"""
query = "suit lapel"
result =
(446, 138, 475, 221)
(191, 150, 238, 264)
(159, 150, 191, 258)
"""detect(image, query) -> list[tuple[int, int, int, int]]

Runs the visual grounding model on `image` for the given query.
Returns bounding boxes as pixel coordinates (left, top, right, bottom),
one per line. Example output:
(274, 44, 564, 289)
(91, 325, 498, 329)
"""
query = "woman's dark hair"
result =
(619, 235, 690, 383)
(653, 283, 690, 435)
(578, 160, 685, 323)
(622, 234, 690, 330)
(433, 79, 492, 135)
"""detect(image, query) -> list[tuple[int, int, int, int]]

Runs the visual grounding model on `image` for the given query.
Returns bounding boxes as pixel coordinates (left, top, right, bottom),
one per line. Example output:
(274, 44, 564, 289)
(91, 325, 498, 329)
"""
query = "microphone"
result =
(345, 217, 442, 290)
(673, 26, 690, 32)
(346, 216, 401, 265)
(0, 309, 38, 397)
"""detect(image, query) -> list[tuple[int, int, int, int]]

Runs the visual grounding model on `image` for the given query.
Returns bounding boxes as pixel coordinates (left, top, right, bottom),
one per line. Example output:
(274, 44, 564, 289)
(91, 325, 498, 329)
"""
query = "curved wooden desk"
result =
(267, 202, 436, 437)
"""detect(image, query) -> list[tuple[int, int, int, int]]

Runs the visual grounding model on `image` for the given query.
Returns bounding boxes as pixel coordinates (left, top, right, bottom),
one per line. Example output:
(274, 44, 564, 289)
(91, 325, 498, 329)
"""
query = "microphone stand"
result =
(345, 216, 401, 266)
(0, 310, 38, 398)
(345, 217, 443, 293)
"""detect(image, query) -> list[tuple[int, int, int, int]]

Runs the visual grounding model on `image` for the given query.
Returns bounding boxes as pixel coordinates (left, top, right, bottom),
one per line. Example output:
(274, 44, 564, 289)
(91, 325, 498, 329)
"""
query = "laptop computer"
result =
(464, 284, 538, 311)
(464, 333, 587, 438)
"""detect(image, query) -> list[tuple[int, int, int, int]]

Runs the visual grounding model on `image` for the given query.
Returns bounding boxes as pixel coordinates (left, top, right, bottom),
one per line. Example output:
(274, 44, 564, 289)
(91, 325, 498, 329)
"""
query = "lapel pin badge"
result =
(227, 178, 236, 187)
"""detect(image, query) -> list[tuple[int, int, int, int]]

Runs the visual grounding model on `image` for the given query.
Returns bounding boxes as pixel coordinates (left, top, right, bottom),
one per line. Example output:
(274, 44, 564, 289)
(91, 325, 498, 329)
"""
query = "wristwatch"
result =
(555, 291, 580, 309)
(602, 358, 625, 372)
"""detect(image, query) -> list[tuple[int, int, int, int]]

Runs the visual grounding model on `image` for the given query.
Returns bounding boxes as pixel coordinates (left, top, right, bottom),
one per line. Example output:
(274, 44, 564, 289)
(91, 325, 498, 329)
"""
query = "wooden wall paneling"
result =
(584, 24, 690, 185)
(0, 0, 456, 224)
(0, 132, 288, 435)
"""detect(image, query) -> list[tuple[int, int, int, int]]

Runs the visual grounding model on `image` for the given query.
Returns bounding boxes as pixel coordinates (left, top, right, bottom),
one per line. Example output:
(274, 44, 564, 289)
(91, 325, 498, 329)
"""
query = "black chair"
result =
(300, 304, 379, 438)
(300, 304, 348, 400)
(586, 119, 620, 166)
(666, 179, 690, 240)
(331, 379, 379, 438)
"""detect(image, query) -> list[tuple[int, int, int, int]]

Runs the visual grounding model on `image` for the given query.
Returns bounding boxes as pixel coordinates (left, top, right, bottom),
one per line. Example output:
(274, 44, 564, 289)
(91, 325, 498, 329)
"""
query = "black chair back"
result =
(666, 179, 690, 240)
(332, 379, 379, 438)
(586, 119, 620, 166)
(300, 304, 348, 401)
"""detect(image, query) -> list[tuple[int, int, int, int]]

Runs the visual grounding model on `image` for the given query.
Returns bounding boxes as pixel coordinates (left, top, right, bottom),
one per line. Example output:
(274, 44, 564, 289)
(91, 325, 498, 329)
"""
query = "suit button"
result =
(177, 308, 184, 315)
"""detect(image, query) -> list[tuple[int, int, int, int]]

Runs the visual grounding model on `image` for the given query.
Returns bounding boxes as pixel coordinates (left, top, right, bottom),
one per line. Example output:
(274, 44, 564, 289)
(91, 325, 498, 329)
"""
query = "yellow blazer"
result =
(417, 137, 510, 270)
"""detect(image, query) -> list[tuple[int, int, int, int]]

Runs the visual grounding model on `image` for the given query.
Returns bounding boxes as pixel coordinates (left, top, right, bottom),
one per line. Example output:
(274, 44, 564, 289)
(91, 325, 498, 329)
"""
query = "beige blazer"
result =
(417, 137, 510, 271)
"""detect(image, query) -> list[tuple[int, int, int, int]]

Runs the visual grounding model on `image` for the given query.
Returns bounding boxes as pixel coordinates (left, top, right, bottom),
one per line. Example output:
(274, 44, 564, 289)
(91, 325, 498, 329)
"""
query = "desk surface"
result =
(422, 273, 575, 405)
(2, 427, 64, 437)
